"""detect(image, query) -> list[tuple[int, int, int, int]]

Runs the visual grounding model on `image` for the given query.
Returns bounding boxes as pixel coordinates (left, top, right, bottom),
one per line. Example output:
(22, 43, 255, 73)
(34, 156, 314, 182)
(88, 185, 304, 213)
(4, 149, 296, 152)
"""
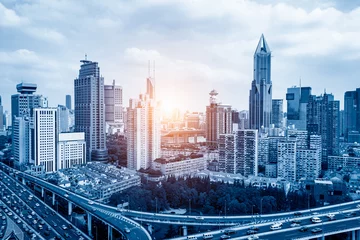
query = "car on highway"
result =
(294, 212, 302, 216)
(224, 229, 237, 235)
(299, 226, 308, 232)
(195, 216, 204, 220)
(35, 203, 40, 207)
(270, 223, 282, 230)
(292, 219, 301, 224)
(62, 225, 68, 230)
(311, 217, 322, 223)
(220, 235, 231, 239)
(312, 212, 319, 215)
(124, 227, 130, 233)
(247, 235, 259, 240)
(311, 227, 322, 233)
(357, 204, 360, 208)
(290, 223, 300, 227)
(64, 194, 69, 198)
(88, 200, 94, 205)
(246, 230, 258, 235)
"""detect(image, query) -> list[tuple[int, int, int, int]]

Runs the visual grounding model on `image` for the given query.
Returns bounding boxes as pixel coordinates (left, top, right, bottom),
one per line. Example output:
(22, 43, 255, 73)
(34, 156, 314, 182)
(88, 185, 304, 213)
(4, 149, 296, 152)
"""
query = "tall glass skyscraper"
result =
(249, 34, 272, 130)
(286, 86, 312, 130)
(74, 58, 107, 162)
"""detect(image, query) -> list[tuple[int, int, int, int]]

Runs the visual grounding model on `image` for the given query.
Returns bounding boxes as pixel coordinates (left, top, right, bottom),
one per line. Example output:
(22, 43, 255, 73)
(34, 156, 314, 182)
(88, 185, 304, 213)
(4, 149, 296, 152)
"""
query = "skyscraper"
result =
(277, 136, 297, 182)
(307, 93, 340, 165)
(271, 99, 283, 128)
(127, 76, 161, 170)
(13, 116, 31, 170)
(344, 88, 360, 139)
(104, 79, 123, 123)
(286, 86, 312, 130)
(33, 108, 58, 172)
(206, 90, 233, 148)
(66, 95, 72, 110)
(0, 96, 3, 131)
(74, 58, 107, 162)
(239, 110, 249, 129)
(249, 34, 272, 130)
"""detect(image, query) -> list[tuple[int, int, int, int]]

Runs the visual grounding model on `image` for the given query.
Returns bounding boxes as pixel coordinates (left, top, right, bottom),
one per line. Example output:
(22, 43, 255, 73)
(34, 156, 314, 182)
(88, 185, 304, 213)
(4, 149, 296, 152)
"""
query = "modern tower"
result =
(271, 99, 283, 128)
(307, 93, 340, 165)
(249, 34, 272, 130)
(0, 96, 3, 131)
(66, 95, 72, 110)
(74, 58, 107, 162)
(104, 79, 123, 123)
(206, 90, 233, 148)
(127, 75, 161, 170)
(286, 86, 312, 130)
(344, 88, 360, 139)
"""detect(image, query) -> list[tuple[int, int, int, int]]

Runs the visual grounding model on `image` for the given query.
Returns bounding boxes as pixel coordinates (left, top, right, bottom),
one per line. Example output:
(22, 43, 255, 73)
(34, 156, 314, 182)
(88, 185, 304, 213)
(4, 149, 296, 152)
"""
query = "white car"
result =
(88, 201, 94, 205)
(290, 223, 300, 227)
(35, 203, 40, 207)
(326, 213, 335, 219)
(248, 236, 259, 240)
(357, 204, 360, 208)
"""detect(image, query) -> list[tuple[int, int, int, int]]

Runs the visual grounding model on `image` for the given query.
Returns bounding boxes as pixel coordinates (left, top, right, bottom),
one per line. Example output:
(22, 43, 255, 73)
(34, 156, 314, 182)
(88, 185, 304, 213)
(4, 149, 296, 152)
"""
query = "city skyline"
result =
(1, 1, 360, 113)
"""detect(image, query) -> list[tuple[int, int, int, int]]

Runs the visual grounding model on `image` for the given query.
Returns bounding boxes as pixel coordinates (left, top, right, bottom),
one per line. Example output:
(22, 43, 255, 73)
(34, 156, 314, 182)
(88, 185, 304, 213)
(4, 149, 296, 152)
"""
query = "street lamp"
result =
(225, 200, 227, 217)
(189, 199, 191, 215)
(260, 197, 264, 216)
(155, 197, 158, 214)
(127, 195, 130, 211)
(218, 211, 222, 229)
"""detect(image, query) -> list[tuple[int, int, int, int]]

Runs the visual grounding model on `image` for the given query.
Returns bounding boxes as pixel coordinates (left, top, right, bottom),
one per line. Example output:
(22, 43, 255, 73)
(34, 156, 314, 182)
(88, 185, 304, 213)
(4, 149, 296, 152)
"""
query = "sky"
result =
(1, 0, 360, 114)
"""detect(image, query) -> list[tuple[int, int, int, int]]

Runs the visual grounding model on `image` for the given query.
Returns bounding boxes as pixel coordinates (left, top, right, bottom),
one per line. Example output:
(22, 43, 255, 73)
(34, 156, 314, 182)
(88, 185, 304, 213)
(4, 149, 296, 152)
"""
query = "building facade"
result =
(277, 137, 297, 182)
(104, 79, 123, 123)
(127, 77, 161, 170)
(74, 59, 107, 162)
(13, 116, 31, 170)
(206, 90, 232, 148)
(249, 34, 272, 130)
(286, 86, 312, 130)
(58, 132, 86, 170)
(33, 108, 58, 172)
(65, 95, 72, 110)
(271, 99, 283, 128)
(153, 156, 206, 177)
(344, 89, 360, 140)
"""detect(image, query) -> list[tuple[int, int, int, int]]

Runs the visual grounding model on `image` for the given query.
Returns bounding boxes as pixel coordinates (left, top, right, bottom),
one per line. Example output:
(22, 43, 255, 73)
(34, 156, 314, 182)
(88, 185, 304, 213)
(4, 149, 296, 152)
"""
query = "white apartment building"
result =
(127, 77, 161, 170)
(33, 108, 58, 172)
(58, 132, 86, 170)
(277, 137, 297, 182)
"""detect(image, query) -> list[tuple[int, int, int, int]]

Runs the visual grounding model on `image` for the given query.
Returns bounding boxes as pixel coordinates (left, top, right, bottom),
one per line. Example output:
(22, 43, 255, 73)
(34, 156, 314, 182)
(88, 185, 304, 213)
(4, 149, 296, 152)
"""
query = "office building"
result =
(0, 96, 3, 131)
(13, 116, 31, 170)
(104, 80, 123, 123)
(218, 134, 236, 174)
(58, 132, 86, 170)
(344, 89, 360, 139)
(3, 111, 10, 129)
(296, 135, 321, 180)
(307, 93, 340, 164)
(239, 110, 249, 129)
(206, 90, 233, 148)
(127, 76, 161, 170)
(271, 99, 283, 128)
(286, 86, 312, 130)
(74, 58, 107, 162)
(258, 135, 269, 166)
(33, 108, 58, 172)
(340, 110, 345, 137)
(249, 34, 272, 130)
(277, 136, 297, 182)
(66, 95, 72, 110)
(58, 105, 70, 133)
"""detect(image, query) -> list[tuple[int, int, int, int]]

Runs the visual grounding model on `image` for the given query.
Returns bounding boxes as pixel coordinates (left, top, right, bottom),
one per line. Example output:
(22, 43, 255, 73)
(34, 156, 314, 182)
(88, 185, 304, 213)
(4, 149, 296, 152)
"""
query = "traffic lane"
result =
(0, 174, 82, 240)
(0, 171, 88, 240)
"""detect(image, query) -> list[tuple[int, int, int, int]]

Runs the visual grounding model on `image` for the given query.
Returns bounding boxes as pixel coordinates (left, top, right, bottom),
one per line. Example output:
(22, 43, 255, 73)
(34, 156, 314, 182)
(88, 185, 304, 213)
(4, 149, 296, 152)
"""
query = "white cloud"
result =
(0, 2, 28, 27)
(24, 27, 66, 44)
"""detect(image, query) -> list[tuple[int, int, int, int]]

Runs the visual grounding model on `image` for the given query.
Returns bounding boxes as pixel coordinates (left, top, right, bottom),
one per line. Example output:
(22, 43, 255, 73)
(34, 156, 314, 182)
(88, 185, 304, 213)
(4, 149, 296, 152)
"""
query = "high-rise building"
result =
(74, 58, 107, 162)
(277, 136, 297, 182)
(3, 111, 10, 129)
(206, 90, 232, 148)
(0, 96, 3, 131)
(239, 110, 249, 129)
(249, 34, 272, 130)
(127, 76, 161, 170)
(104, 80, 123, 123)
(218, 129, 258, 177)
(339, 110, 345, 137)
(58, 105, 70, 133)
(66, 95, 72, 110)
(271, 99, 283, 128)
(57, 132, 86, 170)
(33, 108, 58, 172)
(184, 112, 205, 129)
(344, 89, 360, 139)
(307, 93, 340, 165)
(286, 86, 312, 130)
(258, 135, 269, 166)
(13, 116, 31, 170)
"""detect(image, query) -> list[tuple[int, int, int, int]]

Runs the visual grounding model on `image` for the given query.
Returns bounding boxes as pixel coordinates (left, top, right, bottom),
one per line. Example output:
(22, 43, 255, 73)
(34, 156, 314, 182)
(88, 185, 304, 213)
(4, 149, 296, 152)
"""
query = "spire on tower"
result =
(255, 34, 271, 54)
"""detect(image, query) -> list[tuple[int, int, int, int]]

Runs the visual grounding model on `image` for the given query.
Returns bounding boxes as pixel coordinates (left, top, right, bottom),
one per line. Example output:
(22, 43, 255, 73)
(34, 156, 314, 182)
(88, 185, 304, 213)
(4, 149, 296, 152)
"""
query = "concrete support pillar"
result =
(52, 192, 55, 206)
(87, 213, 92, 237)
(108, 225, 113, 240)
(41, 188, 44, 198)
(182, 226, 187, 236)
(68, 202, 72, 216)
(318, 236, 325, 240)
(352, 230, 356, 240)
(22, 178, 25, 185)
(357, 230, 360, 240)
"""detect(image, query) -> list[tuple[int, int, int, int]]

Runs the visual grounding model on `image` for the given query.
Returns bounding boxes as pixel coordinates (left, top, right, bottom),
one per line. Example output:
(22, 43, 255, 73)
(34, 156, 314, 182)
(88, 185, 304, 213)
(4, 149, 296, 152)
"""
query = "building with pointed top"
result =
(249, 34, 272, 130)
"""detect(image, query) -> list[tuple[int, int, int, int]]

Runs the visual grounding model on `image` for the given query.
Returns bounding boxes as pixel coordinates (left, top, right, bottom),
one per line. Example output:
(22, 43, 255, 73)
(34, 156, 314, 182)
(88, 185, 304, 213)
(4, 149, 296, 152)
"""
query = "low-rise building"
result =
(328, 155, 360, 172)
(153, 154, 206, 177)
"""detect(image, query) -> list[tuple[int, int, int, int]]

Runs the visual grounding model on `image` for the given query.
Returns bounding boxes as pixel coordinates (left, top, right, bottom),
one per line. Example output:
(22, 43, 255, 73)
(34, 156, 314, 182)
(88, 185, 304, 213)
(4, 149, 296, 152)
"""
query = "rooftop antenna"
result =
(85, 53, 87, 60)
(153, 60, 155, 80)
(299, 76, 301, 88)
(148, 60, 150, 77)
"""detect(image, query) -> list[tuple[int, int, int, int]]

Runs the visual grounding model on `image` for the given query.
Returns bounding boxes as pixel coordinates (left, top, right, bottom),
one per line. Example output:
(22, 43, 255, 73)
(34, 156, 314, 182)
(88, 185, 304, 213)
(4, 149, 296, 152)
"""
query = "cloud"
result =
(0, 2, 28, 27)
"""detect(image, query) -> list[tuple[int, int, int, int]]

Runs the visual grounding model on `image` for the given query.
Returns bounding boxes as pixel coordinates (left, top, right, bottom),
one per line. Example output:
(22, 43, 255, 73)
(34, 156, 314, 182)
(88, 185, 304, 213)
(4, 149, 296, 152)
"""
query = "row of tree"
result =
(109, 176, 327, 215)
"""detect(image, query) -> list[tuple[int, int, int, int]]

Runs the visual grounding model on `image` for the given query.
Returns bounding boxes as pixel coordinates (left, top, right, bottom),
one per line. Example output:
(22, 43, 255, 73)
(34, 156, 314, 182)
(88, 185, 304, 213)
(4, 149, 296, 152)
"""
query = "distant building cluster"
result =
(43, 162, 140, 202)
